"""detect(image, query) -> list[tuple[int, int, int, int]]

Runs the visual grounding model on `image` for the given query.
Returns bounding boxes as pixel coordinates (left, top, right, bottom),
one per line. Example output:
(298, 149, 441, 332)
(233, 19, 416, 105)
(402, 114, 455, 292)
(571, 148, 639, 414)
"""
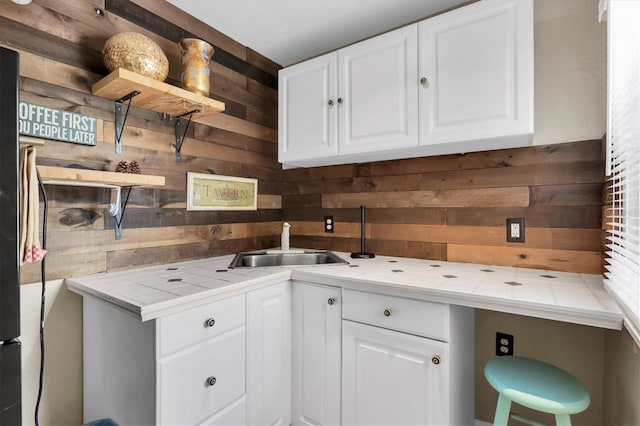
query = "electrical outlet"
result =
(495, 332, 514, 356)
(324, 216, 334, 233)
(506, 218, 525, 243)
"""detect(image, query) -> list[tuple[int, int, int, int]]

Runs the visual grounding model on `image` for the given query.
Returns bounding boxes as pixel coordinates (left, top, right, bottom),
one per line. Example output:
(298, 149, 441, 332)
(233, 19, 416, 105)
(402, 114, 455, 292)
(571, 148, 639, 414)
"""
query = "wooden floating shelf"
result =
(38, 166, 165, 187)
(19, 135, 46, 146)
(92, 68, 225, 121)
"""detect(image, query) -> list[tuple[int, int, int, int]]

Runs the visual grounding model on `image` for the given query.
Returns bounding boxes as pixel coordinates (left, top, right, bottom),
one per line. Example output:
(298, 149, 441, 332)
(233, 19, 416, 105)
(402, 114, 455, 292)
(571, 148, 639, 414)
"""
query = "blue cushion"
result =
(83, 419, 119, 426)
(485, 356, 590, 415)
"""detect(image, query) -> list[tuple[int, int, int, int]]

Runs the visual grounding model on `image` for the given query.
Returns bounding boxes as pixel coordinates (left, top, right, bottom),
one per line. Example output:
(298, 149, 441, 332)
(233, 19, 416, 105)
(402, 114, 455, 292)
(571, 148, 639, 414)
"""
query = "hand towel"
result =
(19, 146, 46, 264)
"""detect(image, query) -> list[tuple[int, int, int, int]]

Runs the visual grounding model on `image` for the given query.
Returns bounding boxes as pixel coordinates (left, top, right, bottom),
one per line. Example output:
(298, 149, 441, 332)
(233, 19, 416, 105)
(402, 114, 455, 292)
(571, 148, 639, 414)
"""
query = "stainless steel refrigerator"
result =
(0, 46, 22, 425)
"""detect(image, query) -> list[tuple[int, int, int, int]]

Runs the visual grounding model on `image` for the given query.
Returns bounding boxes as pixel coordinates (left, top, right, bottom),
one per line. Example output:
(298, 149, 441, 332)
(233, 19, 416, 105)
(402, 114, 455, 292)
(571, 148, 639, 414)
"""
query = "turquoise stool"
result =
(484, 356, 590, 426)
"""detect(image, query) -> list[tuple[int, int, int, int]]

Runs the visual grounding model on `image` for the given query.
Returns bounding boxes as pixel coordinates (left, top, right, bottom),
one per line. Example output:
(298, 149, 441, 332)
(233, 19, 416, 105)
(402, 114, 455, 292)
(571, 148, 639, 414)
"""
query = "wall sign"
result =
(187, 172, 258, 211)
(18, 101, 98, 146)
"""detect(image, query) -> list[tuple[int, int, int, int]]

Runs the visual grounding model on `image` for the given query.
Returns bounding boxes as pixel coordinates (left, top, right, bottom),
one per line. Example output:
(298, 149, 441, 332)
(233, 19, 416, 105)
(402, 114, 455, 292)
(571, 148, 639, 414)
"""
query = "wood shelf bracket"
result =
(174, 109, 200, 162)
(92, 69, 225, 156)
(114, 91, 140, 155)
(112, 186, 133, 240)
(41, 179, 135, 240)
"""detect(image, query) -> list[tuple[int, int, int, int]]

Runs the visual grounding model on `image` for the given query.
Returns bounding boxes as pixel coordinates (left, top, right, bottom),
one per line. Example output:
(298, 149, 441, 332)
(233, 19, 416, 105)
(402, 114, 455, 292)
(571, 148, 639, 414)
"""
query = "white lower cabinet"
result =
(292, 282, 341, 426)
(83, 281, 473, 426)
(246, 281, 292, 426)
(157, 327, 246, 425)
(341, 289, 475, 426)
(199, 397, 247, 425)
(342, 321, 448, 426)
(83, 293, 248, 426)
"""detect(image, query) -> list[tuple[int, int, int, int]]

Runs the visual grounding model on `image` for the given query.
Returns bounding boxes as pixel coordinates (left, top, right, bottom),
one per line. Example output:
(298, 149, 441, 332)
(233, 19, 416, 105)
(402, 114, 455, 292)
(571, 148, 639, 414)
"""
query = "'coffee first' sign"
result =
(19, 102, 98, 146)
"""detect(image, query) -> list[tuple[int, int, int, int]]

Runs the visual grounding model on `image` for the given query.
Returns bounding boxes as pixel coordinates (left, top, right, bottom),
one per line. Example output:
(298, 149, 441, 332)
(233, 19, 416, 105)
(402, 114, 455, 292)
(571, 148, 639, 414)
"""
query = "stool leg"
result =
(555, 414, 572, 426)
(493, 393, 512, 426)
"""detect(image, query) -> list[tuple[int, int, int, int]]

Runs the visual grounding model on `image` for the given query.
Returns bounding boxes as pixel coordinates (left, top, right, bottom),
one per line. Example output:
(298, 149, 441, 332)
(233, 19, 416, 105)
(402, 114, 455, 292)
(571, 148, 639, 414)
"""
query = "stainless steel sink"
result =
(228, 250, 349, 268)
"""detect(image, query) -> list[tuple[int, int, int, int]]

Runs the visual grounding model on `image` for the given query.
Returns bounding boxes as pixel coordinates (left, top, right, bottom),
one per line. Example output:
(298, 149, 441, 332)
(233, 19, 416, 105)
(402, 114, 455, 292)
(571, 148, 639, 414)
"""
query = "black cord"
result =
(34, 168, 48, 426)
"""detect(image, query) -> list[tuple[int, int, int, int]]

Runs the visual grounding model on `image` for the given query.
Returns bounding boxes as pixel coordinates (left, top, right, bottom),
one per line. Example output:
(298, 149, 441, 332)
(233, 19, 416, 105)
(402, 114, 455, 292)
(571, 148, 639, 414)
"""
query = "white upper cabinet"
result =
(338, 24, 418, 156)
(279, 25, 417, 166)
(278, 0, 533, 168)
(279, 53, 338, 163)
(418, 0, 534, 153)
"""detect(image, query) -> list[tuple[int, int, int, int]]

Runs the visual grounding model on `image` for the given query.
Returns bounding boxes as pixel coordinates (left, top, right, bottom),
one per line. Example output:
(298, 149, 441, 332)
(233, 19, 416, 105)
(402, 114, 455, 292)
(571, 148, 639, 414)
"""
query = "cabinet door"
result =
(342, 320, 449, 426)
(247, 282, 292, 426)
(279, 52, 338, 163)
(418, 0, 533, 146)
(338, 24, 418, 155)
(157, 326, 246, 426)
(292, 282, 341, 426)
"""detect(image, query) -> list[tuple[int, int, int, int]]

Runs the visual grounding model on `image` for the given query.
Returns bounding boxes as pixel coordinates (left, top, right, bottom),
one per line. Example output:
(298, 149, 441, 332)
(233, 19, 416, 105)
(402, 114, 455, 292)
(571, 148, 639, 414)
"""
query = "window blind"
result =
(604, 0, 640, 344)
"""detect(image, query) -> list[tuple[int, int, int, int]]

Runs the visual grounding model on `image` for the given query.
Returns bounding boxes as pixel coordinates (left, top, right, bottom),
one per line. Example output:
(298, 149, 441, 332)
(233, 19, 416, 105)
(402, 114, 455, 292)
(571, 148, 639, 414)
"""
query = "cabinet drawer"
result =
(199, 396, 246, 425)
(158, 326, 246, 425)
(342, 289, 449, 341)
(157, 294, 245, 358)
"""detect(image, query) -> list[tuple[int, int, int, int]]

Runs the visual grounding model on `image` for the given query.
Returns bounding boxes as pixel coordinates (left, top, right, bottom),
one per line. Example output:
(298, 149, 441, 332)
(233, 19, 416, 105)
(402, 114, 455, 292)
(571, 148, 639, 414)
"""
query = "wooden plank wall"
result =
(0, 0, 283, 283)
(283, 139, 604, 274)
(3, 0, 604, 283)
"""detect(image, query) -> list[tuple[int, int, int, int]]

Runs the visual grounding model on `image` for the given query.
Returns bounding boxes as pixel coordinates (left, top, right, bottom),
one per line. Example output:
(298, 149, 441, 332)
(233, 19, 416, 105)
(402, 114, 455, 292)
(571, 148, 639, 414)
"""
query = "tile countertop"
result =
(65, 252, 623, 329)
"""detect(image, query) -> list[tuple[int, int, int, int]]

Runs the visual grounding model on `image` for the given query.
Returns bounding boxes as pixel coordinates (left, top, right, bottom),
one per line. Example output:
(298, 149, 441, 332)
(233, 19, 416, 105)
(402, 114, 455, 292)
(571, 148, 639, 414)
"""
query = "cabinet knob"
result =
(206, 376, 217, 386)
(337, 97, 343, 104)
(383, 309, 392, 317)
(204, 318, 215, 328)
(328, 99, 335, 106)
(420, 77, 429, 86)
(432, 355, 441, 365)
(328, 297, 336, 305)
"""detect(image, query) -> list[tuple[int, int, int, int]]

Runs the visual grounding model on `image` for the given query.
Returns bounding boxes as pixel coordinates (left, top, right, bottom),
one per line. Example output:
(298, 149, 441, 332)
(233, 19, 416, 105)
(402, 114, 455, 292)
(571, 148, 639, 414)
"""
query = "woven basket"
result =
(103, 32, 169, 81)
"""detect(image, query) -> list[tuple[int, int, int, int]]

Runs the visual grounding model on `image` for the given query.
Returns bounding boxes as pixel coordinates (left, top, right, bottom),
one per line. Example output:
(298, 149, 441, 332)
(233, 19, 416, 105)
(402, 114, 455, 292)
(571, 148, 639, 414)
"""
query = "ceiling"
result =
(167, 0, 468, 66)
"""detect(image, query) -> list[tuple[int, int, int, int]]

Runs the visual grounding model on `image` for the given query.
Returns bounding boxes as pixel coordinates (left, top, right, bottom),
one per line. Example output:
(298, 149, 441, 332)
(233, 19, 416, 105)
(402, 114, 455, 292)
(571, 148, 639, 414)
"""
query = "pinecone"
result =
(128, 161, 141, 174)
(115, 160, 142, 174)
(115, 161, 128, 173)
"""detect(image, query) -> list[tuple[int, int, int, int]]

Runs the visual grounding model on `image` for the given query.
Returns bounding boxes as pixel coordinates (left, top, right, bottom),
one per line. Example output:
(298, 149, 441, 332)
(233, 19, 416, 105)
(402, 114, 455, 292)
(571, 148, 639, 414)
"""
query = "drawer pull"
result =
(204, 318, 215, 328)
(206, 376, 217, 387)
(432, 355, 441, 365)
(328, 298, 336, 305)
(383, 309, 392, 317)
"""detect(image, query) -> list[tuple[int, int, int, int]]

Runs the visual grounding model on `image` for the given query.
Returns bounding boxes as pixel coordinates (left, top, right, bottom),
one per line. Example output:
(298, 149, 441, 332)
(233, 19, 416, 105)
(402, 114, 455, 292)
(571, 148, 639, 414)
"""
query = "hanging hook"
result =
(108, 187, 121, 217)
(111, 186, 133, 240)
